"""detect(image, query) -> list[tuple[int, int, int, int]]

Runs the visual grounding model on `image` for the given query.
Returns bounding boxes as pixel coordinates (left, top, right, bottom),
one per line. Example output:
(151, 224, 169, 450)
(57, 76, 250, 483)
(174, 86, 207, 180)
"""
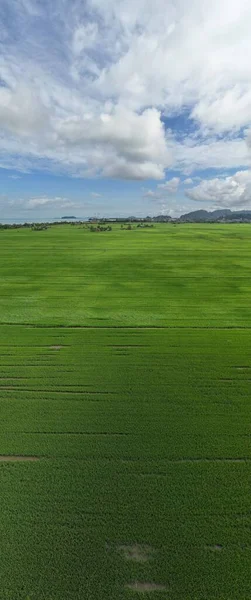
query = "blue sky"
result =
(1, 0, 251, 219)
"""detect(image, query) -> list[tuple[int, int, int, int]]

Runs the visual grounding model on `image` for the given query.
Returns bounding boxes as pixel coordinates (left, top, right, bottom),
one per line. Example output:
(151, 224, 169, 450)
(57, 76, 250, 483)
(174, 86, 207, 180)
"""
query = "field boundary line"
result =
(1, 323, 251, 330)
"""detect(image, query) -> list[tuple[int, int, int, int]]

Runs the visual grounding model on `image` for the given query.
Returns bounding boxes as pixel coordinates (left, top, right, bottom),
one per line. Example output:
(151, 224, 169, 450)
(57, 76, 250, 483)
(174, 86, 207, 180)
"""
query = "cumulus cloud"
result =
(184, 178, 193, 185)
(57, 106, 171, 179)
(0, 0, 251, 183)
(93, 0, 251, 130)
(159, 201, 194, 218)
(158, 177, 180, 194)
(186, 170, 251, 208)
(144, 177, 180, 201)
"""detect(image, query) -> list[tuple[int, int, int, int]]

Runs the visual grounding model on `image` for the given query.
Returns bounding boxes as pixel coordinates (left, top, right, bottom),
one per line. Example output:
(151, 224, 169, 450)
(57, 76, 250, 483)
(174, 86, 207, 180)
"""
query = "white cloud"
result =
(56, 107, 171, 179)
(0, 0, 251, 182)
(25, 196, 76, 209)
(144, 177, 180, 201)
(72, 23, 98, 56)
(186, 170, 251, 208)
(103, 159, 165, 180)
(158, 177, 180, 194)
(171, 136, 251, 174)
(184, 178, 193, 185)
(1, 194, 97, 217)
(192, 88, 251, 134)
(92, 0, 251, 131)
(151, 199, 194, 218)
(91, 192, 102, 198)
(0, 84, 49, 138)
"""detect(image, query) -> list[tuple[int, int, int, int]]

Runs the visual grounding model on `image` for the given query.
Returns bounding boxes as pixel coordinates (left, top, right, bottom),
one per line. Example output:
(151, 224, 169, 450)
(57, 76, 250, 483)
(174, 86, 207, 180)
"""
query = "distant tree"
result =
(89, 224, 112, 232)
(32, 224, 48, 231)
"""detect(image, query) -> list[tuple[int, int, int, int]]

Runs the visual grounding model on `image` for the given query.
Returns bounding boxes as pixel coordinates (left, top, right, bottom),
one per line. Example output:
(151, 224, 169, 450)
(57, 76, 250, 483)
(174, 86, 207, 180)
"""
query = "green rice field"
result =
(1, 223, 251, 599)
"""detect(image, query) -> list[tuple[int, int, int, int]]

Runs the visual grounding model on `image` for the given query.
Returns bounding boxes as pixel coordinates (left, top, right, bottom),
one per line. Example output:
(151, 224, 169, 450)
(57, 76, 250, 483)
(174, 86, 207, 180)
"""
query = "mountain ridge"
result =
(176, 209, 251, 222)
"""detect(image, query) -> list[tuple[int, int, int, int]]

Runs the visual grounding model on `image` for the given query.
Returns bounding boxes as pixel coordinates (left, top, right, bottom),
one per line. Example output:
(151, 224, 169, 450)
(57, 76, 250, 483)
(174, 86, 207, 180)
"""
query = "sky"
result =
(1, 0, 251, 219)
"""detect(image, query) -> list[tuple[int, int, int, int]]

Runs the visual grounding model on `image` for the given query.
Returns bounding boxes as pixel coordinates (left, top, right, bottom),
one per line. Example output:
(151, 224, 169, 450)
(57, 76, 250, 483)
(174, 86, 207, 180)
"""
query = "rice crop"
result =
(0, 224, 251, 599)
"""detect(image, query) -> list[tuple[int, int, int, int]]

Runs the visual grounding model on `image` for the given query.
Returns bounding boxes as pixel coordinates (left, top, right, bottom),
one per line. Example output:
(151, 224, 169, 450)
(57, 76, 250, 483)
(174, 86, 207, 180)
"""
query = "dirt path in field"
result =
(0, 455, 39, 462)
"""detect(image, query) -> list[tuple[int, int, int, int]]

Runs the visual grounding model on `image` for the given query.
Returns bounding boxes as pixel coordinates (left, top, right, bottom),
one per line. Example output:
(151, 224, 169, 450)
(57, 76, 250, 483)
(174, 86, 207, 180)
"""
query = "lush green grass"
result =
(1, 224, 251, 599)
(1, 223, 251, 326)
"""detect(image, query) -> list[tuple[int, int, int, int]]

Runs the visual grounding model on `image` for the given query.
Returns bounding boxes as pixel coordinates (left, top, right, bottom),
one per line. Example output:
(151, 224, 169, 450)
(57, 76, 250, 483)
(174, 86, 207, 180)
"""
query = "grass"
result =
(0, 223, 251, 598)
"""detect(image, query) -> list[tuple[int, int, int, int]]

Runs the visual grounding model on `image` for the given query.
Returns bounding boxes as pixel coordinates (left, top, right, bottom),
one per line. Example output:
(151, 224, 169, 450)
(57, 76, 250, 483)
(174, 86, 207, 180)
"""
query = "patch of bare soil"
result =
(119, 544, 155, 562)
(126, 582, 167, 593)
(0, 455, 40, 462)
(50, 345, 63, 350)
